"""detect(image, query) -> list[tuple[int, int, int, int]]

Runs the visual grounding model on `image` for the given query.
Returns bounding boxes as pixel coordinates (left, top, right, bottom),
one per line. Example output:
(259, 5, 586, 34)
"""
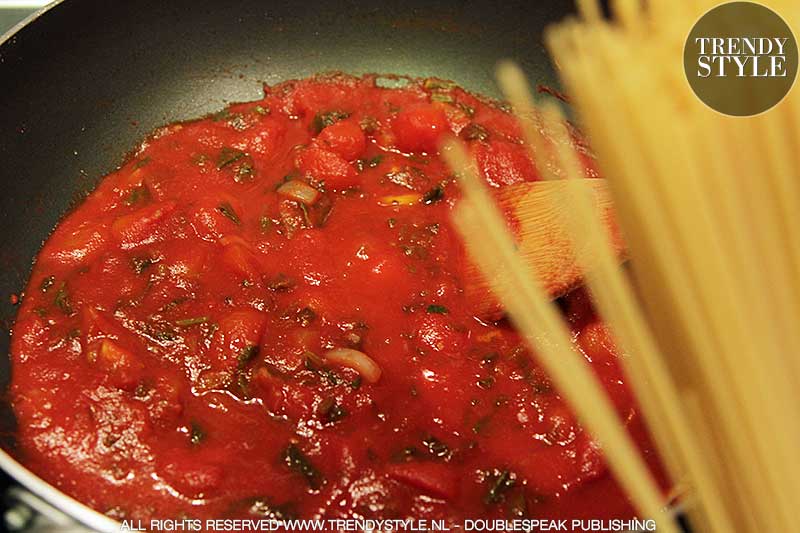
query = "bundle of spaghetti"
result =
(446, 1, 800, 532)
(544, 1, 800, 530)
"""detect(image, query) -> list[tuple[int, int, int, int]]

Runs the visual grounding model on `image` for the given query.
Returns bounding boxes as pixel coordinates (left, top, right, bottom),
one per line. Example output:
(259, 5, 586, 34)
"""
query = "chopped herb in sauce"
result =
(481, 352, 499, 367)
(461, 122, 490, 142)
(477, 376, 495, 390)
(484, 470, 516, 504)
(217, 147, 246, 169)
(238, 345, 260, 364)
(473, 416, 491, 434)
(304, 350, 325, 369)
(317, 397, 348, 424)
(422, 185, 445, 204)
(235, 162, 255, 183)
(283, 443, 323, 490)
(267, 273, 295, 292)
(426, 304, 448, 314)
(311, 110, 350, 134)
(356, 154, 384, 172)
(139, 322, 178, 343)
(295, 307, 317, 327)
(508, 491, 530, 518)
(54, 283, 73, 316)
(125, 185, 150, 206)
(216, 147, 256, 182)
(218, 202, 241, 225)
(457, 101, 476, 118)
(40, 275, 55, 293)
(189, 422, 205, 445)
(175, 316, 208, 327)
(422, 435, 451, 459)
(192, 153, 210, 167)
(131, 256, 154, 274)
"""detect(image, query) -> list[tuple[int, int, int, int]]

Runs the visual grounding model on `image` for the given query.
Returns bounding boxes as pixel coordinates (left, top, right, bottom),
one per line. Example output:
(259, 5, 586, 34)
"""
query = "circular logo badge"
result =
(684, 1, 798, 116)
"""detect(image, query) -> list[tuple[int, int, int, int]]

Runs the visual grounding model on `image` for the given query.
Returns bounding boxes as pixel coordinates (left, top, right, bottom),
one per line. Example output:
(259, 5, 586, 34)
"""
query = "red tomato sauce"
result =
(8, 73, 664, 527)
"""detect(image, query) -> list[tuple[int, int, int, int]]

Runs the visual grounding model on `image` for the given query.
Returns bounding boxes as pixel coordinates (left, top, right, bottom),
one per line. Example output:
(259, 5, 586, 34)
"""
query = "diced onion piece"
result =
(277, 180, 320, 205)
(92, 339, 132, 367)
(378, 193, 422, 207)
(324, 348, 382, 383)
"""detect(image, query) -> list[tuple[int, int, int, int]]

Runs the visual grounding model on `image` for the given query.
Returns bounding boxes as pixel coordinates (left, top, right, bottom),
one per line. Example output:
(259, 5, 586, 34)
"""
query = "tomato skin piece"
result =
(392, 103, 450, 153)
(296, 146, 358, 189)
(317, 119, 366, 161)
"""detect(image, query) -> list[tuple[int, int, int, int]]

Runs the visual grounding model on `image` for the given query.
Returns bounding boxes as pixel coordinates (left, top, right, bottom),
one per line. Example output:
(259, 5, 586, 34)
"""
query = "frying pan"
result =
(0, 0, 574, 529)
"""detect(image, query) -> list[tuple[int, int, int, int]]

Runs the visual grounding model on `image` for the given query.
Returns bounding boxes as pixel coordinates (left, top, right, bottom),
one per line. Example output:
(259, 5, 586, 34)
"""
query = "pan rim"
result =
(0, 0, 64, 49)
(0, 448, 119, 531)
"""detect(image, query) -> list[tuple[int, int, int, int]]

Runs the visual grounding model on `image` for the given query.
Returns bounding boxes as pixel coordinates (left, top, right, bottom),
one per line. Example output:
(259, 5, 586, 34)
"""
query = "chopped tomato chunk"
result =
(392, 103, 450, 153)
(295, 146, 358, 189)
(219, 237, 261, 281)
(111, 201, 176, 249)
(44, 223, 109, 267)
(317, 118, 366, 161)
(86, 339, 142, 391)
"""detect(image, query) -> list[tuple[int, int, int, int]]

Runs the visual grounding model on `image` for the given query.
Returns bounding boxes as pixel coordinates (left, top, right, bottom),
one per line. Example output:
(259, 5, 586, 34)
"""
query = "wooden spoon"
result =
(464, 178, 625, 318)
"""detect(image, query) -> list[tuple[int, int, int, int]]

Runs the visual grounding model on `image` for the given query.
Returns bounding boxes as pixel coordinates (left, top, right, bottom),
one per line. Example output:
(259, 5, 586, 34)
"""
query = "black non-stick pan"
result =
(0, 0, 573, 528)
